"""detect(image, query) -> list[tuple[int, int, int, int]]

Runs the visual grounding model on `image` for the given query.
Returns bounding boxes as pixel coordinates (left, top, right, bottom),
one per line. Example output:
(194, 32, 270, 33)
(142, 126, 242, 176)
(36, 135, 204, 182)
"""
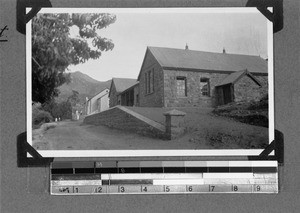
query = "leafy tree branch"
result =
(32, 13, 116, 103)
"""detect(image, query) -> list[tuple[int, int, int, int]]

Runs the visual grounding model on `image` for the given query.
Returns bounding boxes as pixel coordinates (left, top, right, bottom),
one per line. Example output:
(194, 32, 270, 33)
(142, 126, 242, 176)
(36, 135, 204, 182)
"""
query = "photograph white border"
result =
(26, 7, 274, 157)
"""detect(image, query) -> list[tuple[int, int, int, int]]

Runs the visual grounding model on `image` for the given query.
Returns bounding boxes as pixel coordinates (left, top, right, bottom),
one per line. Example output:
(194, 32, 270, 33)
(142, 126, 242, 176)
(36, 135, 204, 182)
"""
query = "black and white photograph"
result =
(2, 0, 300, 210)
(26, 8, 274, 157)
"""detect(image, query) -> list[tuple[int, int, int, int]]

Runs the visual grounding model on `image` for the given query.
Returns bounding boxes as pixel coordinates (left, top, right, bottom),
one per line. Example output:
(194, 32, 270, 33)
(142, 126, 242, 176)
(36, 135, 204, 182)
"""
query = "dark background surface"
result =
(1, 0, 299, 212)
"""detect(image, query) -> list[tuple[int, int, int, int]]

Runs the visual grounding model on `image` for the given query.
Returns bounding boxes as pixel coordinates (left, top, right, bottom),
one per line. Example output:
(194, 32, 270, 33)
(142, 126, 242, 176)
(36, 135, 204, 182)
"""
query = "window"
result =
(147, 71, 151, 93)
(177, 77, 187, 96)
(145, 69, 154, 95)
(145, 73, 147, 94)
(149, 69, 154, 93)
(200, 77, 210, 96)
(136, 94, 139, 106)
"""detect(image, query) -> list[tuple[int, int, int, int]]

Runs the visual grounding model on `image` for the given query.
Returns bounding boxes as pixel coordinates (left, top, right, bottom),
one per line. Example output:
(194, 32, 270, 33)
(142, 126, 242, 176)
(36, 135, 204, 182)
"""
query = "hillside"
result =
(56, 71, 111, 103)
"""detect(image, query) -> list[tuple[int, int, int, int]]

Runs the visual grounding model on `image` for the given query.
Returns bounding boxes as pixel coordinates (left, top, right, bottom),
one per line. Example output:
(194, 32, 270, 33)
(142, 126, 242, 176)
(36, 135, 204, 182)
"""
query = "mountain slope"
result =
(56, 71, 111, 103)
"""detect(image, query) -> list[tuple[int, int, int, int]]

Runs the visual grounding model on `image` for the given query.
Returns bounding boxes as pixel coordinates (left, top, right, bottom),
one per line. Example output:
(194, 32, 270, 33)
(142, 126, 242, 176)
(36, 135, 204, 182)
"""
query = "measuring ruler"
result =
(50, 160, 278, 195)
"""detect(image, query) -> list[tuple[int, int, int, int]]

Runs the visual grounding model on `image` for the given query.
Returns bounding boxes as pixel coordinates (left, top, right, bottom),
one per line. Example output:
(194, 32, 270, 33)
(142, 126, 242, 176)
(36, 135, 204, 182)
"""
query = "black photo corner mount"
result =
(16, 0, 283, 35)
(17, 130, 284, 167)
(17, 132, 54, 167)
(16, 0, 52, 35)
(246, 0, 283, 33)
(248, 129, 284, 164)
(258, 129, 284, 165)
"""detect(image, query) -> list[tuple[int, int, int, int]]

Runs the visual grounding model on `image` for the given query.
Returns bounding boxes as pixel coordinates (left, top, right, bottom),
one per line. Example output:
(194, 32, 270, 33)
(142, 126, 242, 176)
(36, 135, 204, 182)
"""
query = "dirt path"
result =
(32, 106, 268, 150)
(33, 120, 214, 150)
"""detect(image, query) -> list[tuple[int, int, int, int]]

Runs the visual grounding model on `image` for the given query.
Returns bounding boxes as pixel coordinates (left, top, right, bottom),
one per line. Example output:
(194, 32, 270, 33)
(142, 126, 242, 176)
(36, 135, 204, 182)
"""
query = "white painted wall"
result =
(86, 89, 110, 115)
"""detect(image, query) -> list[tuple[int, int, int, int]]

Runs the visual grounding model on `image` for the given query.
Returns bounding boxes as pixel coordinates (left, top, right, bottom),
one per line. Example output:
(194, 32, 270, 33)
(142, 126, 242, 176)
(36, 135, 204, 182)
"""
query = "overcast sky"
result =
(65, 8, 269, 82)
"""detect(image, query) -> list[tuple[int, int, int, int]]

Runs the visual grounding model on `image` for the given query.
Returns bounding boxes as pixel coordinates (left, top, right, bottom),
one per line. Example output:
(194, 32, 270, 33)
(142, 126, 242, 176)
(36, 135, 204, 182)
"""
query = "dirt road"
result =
(32, 120, 214, 150)
(32, 107, 268, 150)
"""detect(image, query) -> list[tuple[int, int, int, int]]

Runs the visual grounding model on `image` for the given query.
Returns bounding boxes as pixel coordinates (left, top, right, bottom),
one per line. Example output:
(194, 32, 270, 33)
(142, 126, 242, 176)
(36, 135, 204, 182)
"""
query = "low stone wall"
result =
(83, 106, 166, 139)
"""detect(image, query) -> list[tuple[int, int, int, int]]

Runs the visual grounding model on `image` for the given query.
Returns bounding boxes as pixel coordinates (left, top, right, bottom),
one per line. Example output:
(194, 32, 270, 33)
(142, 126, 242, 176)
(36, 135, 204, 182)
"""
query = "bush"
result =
(32, 103, 53, 129)
(247, 94, 268, 110)
(57, 101, 72, 119)
(42, 100, 72, 120)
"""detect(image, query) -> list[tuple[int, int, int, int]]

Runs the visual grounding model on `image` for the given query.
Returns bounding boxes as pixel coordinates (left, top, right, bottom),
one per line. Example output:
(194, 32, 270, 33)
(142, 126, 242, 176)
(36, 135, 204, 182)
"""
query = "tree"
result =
(32, 13, 116, 103)
(67, 90, 80, 105)
(42, 99, 72, 120)
(67, 90, 80, 113)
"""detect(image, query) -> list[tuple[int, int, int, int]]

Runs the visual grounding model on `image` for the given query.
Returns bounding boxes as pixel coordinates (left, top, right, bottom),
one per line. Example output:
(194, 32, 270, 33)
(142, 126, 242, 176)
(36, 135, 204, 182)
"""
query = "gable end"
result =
(137, 47, 163, 81)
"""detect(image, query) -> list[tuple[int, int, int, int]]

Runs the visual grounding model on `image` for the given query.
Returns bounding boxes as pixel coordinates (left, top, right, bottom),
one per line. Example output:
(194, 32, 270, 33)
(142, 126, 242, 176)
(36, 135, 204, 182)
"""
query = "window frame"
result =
(145, 68, 154, 95)
(176, 76, 187, 97)
(200, 77, 210, 97)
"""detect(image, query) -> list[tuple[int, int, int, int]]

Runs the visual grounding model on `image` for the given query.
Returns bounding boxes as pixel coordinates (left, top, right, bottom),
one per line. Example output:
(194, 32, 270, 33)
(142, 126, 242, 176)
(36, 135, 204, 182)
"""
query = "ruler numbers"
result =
(51, 183, 278, 194)
(52, 183, 277, 194)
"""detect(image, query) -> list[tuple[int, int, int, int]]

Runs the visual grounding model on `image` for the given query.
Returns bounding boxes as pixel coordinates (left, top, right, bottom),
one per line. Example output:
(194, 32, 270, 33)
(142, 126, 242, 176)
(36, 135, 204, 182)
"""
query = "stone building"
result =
(109, 78, 138, 107)
(137, 46, 268, 107)
(119, 82, 140, 106)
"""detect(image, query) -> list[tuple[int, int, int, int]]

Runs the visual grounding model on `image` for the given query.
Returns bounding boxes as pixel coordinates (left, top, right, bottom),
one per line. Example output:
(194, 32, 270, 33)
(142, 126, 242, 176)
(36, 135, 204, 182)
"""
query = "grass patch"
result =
(212, 97, 269, 127)
(40, 122, 57, 131)
(205, 131, 268, 149)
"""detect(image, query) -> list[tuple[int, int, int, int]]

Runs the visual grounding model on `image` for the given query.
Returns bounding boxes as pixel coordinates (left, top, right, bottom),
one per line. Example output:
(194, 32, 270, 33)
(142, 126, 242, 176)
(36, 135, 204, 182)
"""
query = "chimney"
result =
(222, 48, 226, 53)
(185, 43, 189, 50)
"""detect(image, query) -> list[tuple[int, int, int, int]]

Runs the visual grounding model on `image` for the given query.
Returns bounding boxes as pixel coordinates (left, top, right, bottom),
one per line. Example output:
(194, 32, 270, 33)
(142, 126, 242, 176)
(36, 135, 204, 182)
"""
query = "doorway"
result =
(222, 84, 233, 104)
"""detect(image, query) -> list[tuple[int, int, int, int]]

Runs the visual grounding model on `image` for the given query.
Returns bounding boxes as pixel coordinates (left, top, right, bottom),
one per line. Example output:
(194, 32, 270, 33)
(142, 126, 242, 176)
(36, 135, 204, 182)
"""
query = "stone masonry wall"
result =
(163, 70, 228, 107)
(234, 75, 268, 102)
(139, 51, 164, 107)
(255, 75, 268, 97)
(83, 106, 166, 139)
(109, 83, 119, 108)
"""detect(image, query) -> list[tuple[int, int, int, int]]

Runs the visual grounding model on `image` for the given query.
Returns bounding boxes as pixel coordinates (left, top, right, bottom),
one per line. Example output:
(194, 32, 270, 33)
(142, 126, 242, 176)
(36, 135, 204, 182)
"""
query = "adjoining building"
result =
(215, 69, 264, 105)
(86, 88, 110, 115)
(137, 46, 268, 108)
(119, 81, 140, 107)
(109, 78, 139, 107)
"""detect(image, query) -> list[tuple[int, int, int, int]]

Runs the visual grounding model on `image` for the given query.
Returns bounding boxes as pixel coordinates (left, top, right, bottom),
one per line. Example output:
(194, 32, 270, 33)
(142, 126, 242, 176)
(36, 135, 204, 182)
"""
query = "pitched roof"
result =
(216, 69, 262, 87)
(147, 46, 268, 74)
(120, 81, 139, 95)
(88, 88, 109, 102)
(111, 78, 138, 93)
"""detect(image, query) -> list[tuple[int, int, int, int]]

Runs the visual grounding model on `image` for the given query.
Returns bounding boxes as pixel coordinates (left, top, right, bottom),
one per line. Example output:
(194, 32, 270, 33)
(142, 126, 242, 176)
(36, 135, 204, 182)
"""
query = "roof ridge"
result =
(113, 77, 137, 80)
(145, 46, 267, 74)
(148, 46, 263, 58)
